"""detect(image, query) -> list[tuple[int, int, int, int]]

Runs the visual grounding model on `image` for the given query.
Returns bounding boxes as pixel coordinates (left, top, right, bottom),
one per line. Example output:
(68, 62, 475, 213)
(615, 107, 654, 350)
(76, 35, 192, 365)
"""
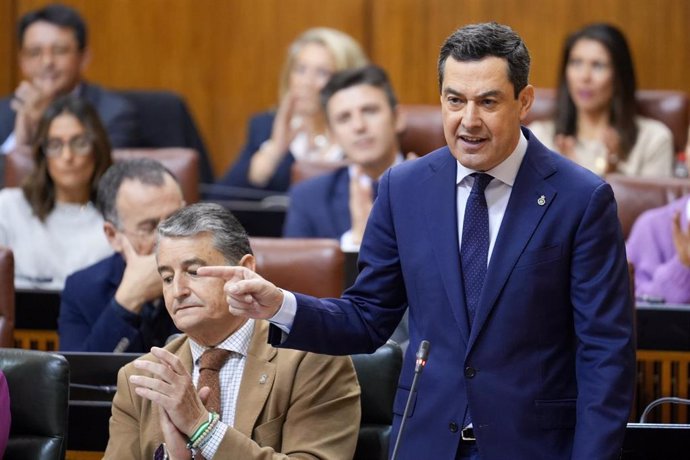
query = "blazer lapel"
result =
(468, 138, 557, 350)
(332, 168, 352, 237)
(423, 149, 471, 344)
(233, 321, 277, 437)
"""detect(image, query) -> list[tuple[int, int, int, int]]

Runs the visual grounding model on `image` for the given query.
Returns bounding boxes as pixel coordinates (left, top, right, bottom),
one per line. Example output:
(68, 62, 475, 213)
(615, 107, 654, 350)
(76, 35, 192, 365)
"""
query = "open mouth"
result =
(459, 135, 487, 146)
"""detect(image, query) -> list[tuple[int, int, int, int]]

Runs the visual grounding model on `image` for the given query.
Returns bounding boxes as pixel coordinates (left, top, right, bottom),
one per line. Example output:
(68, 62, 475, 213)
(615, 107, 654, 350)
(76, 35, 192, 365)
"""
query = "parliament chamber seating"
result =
(605, 173, 690, 239)
(525, 88, 690, 154)
(250, 237, 344, 298)
(351, 341, 403, 460)
(0, 246, 14, 348)
(0, 348, 69, 460)
(4, 146, 201, 204)
(117, 89, 214, 183)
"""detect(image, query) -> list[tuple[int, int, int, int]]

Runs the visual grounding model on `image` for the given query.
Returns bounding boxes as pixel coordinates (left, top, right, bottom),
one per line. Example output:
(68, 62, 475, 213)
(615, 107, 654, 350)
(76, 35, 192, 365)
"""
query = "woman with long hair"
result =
(0, 95, 113, 289)
(217, 27, 368, 197)
(529, 23, 673, 177)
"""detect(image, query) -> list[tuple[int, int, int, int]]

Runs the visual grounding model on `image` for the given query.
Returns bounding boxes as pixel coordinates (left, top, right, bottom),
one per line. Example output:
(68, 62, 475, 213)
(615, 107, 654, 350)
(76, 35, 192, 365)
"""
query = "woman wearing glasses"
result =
(0, 95, 113, 290)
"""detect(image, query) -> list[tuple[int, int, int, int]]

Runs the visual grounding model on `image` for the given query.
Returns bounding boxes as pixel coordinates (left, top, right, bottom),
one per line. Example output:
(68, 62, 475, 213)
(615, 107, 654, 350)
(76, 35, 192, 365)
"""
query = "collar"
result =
(189, 319, 255, 364)
(348, 152, 405, 185)
(455, 130, 528, 186)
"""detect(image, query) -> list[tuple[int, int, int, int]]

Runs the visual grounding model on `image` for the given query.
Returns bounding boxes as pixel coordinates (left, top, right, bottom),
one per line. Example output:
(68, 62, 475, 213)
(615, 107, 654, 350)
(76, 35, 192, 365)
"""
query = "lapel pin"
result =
(537, 195, 546, 206)
(259, 373, 268, 384)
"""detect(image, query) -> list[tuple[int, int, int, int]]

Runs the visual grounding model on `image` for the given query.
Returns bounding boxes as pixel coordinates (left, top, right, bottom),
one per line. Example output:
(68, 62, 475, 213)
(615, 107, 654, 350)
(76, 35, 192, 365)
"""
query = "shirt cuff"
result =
(268, 290, 297, 334)
(1, 132, 16, 154)
(340, 229, 361, 252)
(198, 421, 228, 459)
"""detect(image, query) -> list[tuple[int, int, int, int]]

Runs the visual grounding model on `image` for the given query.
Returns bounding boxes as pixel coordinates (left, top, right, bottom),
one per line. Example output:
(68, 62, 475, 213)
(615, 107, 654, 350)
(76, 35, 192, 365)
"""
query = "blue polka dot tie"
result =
(461, 173, 493, 327)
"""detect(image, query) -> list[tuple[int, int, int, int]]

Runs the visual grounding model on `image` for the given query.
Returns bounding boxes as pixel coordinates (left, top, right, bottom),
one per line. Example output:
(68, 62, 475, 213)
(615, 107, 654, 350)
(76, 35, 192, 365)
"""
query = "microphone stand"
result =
(390, 340, 430, 460)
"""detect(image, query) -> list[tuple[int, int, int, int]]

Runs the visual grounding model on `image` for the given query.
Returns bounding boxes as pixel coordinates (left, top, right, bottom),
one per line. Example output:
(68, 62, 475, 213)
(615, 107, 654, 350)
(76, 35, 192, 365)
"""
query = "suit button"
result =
(464, 366, 476, 378)
(449, 422, 459, 433)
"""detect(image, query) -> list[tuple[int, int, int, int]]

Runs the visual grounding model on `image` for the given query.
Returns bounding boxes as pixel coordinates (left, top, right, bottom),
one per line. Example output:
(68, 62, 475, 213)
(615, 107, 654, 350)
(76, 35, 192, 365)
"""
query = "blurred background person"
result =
(283, 65, 405, 251)
(627, 131, 690, 304)
(216, 27, 367, 198)
(59, 159, 183, 352)
(0, 95, 113, 290)
(529, 23, 673, 177)
(0, 3, 137, 185)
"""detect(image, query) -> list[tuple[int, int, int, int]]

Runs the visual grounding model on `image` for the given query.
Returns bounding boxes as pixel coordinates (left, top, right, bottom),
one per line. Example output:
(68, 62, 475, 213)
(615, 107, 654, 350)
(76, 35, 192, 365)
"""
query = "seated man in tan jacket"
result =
(104, 202, 361, 459)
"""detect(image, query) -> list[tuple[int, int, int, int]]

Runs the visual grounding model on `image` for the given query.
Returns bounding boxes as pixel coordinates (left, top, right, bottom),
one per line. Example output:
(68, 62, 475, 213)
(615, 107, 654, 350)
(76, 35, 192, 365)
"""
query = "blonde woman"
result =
(218, 28, 367, 196)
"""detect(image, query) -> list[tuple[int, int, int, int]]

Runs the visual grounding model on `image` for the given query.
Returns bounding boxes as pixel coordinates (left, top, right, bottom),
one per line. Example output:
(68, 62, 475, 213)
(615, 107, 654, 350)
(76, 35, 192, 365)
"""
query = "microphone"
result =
(391, 340, 430, 460)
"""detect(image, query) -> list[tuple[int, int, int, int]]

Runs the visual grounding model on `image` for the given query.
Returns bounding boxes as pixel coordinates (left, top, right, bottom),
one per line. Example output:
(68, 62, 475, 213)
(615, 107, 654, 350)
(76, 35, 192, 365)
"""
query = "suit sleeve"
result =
(58, 276, 145, 352)
(570, 182, 636, 460)
(97, 91, 140, 149)
(103, 364, 143, 459)
(217, 114, 294, 194)
(213, 354, 361, 460)
(283, 183, 317, 237)
(274, 168, 408, 355)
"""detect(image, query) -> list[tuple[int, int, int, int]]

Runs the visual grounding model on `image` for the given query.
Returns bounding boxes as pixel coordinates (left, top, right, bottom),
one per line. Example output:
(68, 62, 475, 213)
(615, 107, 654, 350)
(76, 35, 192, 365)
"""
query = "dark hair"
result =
(320, 64, 398, 114)
(157, 203, 252, 265)
(554, 23, 638, 159)
(438, 22, 530, 98)
(22, 95, 113, 221)
(97, 159, 179, 227)
(18, 4, 87, 51)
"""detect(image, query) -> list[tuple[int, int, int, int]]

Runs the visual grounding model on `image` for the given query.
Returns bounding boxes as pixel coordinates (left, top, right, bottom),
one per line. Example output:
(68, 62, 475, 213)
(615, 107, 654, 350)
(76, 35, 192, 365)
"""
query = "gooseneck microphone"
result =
(390, 340, 430, 460)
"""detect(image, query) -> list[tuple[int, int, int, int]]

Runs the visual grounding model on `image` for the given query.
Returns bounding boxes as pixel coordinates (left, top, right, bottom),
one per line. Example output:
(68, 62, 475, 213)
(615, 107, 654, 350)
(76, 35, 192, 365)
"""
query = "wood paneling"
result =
(4, 0, 690, 177)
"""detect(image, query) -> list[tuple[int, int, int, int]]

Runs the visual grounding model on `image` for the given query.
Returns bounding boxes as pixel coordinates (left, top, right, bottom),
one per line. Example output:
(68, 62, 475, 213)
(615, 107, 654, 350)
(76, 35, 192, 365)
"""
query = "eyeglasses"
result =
(21, 44, 78, 61)
(43, 135, 93, 157)
(121, 219, 161, 240)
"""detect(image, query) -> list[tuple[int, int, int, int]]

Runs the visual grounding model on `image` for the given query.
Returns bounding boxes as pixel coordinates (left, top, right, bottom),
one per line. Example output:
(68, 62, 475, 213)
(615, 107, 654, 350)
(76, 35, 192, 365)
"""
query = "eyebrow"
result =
(157, 257, 208, 275)
(442, 87, 503, 99)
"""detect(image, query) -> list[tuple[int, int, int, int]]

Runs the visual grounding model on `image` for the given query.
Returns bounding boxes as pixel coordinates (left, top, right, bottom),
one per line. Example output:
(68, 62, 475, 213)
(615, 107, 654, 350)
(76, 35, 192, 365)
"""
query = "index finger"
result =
(196, 265, 249, 281)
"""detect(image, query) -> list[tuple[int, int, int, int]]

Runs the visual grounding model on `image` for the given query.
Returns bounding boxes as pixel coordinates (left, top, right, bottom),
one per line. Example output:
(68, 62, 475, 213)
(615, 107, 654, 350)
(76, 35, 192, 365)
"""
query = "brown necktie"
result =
(198, 348, 232, 414)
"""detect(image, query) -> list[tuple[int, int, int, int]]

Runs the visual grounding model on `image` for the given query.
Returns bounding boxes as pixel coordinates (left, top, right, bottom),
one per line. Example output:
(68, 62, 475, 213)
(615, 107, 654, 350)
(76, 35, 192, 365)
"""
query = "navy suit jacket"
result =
(0, 82, 139, 149)
(270, 128, 635, 459)
(216, 111, 295, 198)
(283, 166, 351, 239)
(58, 253, 178, 352)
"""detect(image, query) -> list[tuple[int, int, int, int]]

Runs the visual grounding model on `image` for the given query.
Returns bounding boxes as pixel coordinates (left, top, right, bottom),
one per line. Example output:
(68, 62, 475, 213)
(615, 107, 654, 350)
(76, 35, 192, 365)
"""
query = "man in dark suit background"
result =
(58, 159, 183, 352)
(202, 22, 635, 460)
(283, 65, 404, 251)
(0, 4, 138, 173)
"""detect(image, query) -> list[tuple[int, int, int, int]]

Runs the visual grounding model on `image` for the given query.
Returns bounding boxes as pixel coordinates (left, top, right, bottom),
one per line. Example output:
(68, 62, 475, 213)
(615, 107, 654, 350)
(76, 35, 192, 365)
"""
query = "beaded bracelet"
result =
(186, 412, 213, 449)
(191, 412, 220, 450)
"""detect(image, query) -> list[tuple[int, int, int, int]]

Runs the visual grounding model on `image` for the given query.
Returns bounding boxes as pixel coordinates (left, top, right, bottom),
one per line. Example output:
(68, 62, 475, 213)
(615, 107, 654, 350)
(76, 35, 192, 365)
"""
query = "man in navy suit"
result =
(200, 23, 635, 459)
(283, 65, 404, 251)
(0, 4, 138, 159)
(58, 159, 183, 352)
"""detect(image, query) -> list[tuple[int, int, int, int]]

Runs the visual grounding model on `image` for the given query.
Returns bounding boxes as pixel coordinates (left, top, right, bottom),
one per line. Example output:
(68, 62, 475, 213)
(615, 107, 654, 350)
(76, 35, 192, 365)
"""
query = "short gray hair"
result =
(97, 158, 178, 227)
(156, 203, 252, 264)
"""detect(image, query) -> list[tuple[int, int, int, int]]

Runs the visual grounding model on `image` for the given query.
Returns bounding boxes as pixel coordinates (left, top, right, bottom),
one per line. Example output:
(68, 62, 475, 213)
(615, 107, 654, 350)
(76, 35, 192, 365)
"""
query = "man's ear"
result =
(238, 254, 256, 272)
(518, 84, 535, 122)
(78, 47, 92, 73)
(393, 105, 406, 135)
(103, 222, 122, 252)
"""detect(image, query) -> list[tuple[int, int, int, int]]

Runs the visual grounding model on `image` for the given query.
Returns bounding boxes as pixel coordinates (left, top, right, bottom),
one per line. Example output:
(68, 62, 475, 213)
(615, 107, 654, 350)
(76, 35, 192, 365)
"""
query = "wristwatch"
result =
(154, 443, 169, 460)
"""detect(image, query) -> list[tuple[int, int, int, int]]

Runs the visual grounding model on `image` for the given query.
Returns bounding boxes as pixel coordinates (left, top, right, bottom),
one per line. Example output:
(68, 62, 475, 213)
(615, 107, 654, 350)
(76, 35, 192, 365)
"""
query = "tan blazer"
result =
(104, 320, 361, 459)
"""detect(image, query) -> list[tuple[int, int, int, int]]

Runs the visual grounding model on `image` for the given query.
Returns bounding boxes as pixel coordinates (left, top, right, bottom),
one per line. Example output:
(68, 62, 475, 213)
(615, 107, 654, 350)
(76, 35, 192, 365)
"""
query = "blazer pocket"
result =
(253, 413, 286, 448)
(393, 386, 418, 417)
(534, 398, 576, 429)
(514, 244, 562, 269)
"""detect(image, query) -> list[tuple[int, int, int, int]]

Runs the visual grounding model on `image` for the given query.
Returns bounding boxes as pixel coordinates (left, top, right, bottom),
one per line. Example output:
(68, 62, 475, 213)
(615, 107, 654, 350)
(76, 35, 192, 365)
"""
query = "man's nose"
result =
(461, 103, 481, 129)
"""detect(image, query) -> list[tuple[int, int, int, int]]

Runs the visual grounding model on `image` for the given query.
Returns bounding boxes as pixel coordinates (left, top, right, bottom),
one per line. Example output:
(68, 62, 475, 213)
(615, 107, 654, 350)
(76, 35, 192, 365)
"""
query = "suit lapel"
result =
(423, 149, 471, 344)
(332, 168, 352, 237)
(468, 138, 557, 350)
(233, 321, 277, 437)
